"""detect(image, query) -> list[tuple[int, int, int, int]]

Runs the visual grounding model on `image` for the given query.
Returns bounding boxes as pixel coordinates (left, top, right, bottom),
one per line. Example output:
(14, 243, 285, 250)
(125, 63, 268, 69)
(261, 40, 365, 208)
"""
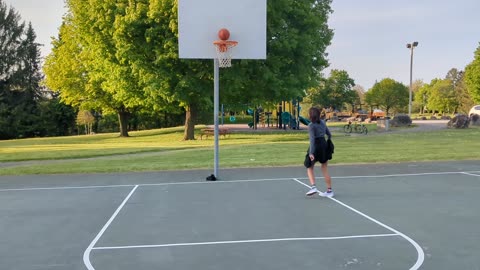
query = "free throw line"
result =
(92, 233, 398, 250)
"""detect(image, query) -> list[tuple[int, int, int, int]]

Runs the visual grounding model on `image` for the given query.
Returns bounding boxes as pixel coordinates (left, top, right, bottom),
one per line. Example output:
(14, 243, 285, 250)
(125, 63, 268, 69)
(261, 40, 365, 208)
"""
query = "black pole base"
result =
(206, 174, 217, 181)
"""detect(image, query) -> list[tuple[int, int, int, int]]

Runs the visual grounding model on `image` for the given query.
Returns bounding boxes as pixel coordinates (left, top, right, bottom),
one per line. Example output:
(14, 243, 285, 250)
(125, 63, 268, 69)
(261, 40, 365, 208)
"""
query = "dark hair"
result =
(308, 107, 321, 123)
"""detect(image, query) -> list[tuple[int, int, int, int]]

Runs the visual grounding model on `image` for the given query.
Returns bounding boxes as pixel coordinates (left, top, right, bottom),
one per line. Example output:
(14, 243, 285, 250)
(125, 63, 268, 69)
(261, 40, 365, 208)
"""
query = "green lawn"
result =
(0, 125, 479, 175)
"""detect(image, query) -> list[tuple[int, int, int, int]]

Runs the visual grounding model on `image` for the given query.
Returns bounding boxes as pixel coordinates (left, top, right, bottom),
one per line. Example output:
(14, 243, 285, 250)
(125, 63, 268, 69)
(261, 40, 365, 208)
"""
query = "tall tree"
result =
(0, 1, 24, 82)
(445, 68, 473, 113)
(352, 85, 366, 109)
(410, 79, 424, 113)
(12, 23, 44, 137)
(427, 79, 457, 114)
(306, 69, 356, 110)
(44, 0, 163, 137)
(415, 81, 433, 114)
(223, 0, 334, 103)
(464, 43, 480, 103)
(365, 78, 408, 115)
(1, 2, 43, 139)
(0, 1, 24, 138)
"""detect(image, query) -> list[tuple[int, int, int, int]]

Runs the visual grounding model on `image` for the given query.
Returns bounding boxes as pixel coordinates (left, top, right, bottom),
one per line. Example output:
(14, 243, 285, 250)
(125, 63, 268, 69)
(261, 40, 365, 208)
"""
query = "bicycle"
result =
(343, 120, 368, 135)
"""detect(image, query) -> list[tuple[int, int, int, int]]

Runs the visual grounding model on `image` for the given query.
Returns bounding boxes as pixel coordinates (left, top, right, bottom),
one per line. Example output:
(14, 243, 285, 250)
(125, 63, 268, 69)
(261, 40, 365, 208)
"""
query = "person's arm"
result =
(308, 124, 316, 155)
(326, 126, 331, 140)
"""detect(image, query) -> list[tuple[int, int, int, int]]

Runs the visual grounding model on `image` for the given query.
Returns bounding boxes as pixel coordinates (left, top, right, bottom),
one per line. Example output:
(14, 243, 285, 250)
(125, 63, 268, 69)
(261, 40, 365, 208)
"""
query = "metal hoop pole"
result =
(213, 59, 220, 178)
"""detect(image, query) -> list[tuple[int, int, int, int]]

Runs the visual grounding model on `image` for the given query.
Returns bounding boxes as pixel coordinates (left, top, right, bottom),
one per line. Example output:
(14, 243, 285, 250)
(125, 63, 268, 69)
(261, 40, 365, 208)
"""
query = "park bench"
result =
(200, 127, 230, 140)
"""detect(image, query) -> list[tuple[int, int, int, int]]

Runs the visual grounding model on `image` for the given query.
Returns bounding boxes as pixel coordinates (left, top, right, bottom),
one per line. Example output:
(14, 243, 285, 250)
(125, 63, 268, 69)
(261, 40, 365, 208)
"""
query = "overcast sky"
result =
(5, 0, 480, 89)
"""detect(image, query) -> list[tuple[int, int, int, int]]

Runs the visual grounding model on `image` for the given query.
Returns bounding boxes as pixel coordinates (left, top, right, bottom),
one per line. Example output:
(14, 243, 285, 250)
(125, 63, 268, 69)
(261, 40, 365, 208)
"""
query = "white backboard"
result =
(178, 0, 267, 59)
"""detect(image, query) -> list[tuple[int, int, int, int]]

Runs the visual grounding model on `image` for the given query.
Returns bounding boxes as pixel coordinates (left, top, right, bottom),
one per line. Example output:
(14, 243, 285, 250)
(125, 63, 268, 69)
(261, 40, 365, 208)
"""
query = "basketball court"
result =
(0, 161, 479, 269)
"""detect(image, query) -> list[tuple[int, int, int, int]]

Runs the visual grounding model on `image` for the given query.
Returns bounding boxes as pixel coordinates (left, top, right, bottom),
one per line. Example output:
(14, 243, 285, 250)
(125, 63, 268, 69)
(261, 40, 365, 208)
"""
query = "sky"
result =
(4, 0, 480, 90)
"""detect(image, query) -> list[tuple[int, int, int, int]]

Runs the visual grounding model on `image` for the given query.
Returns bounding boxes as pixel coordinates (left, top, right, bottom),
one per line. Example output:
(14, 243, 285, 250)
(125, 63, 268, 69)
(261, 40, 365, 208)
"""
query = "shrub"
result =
(447, 114, 470, 129)
(390, 114, 412, 127)
(470, 114, 480, 126)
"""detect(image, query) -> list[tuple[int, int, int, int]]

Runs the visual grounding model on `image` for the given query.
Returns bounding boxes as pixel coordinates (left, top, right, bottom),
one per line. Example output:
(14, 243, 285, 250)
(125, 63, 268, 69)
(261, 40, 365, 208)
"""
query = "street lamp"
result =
(406, 41, 419, 116)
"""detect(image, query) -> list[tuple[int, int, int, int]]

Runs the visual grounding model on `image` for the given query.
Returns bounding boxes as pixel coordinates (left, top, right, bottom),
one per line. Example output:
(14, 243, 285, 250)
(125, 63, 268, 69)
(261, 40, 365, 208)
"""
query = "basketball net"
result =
(213, 40, 238, 68)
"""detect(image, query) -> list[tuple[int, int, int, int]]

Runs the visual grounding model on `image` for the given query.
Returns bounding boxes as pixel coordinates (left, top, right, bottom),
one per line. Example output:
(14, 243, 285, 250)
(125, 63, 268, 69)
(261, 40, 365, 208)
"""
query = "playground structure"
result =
(220, 99, 310, 130)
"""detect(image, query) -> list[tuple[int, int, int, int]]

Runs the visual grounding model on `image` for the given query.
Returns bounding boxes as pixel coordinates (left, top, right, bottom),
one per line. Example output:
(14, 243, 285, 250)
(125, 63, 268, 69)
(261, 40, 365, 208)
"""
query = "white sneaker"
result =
(306, 187, 318, 196)
(319, 190, 334, 198)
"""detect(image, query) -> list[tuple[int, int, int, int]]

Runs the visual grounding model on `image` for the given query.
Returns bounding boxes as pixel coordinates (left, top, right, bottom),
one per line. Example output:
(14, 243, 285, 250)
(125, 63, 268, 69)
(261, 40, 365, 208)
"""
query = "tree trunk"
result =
(183, 104, 196, 140)
(118, 109, 130, 137)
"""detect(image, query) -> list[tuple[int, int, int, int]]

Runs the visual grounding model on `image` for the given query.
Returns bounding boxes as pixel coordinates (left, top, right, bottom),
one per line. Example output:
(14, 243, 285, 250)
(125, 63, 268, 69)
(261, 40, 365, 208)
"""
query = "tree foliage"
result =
(365, 78, 408, 115)
(0, 2, 46, 139)
(76, 110, 95, 134)
(416, 69, 473, 115)
(352, 85, 366, 109)
(414, 80, 433, 114)
(0, 1, 24, 81)
(306, 69, 356, 110)
(445, 68, 472, 113)
(44, 0, 173, 137)
(465, 43, 480, 103)
(427, 79, 458, 114)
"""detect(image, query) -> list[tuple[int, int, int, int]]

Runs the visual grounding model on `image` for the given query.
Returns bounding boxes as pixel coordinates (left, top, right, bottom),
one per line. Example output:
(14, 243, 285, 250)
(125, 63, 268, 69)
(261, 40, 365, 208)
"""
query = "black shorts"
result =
(304, 137, 328, 168)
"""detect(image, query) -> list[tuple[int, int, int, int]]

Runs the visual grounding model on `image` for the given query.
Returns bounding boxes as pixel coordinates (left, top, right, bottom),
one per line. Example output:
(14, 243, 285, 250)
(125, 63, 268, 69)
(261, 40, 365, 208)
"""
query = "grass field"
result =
(0, 124, 479, 175)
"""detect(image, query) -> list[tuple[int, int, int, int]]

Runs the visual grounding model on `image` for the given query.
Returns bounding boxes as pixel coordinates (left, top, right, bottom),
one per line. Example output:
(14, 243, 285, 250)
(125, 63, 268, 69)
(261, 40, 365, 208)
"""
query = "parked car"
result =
(469, 105, 480, 116)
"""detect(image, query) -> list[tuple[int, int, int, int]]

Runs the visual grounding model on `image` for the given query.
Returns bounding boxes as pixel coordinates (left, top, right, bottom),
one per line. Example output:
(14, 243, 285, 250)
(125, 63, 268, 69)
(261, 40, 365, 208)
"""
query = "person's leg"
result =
(320, 162, 331, 189)
(319, 162, 334, 197)
(306, 165, 318, 196)
(307, 165, 316, 186)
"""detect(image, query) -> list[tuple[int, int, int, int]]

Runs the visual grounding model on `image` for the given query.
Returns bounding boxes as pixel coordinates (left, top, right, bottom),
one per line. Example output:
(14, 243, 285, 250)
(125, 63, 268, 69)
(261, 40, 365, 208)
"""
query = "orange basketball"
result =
(218, 28, 230, 41)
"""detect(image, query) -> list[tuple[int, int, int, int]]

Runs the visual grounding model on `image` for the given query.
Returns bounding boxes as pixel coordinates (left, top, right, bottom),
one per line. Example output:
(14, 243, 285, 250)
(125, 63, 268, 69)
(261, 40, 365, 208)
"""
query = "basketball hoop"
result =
(213, 28, 238, 68)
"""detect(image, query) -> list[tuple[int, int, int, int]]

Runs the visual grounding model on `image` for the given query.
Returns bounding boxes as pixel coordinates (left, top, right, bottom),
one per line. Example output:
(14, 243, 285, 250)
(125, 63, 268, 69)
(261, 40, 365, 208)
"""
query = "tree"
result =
(445, 68, 473, 114)
(0, 1, 24, 139)
(0, 2, 44, 139)
(44, 1, 164, 137)
(352, 85, 366, 110)
(0, 1, 24, 82)
(464, 43, 480, 103)
(365, 78, 408, 115)
(37, 93, 77, 137)
(306, 69, 356, 110)
(415, 81, 432, 114)
(427, 79, 457, 114)
(12, 23, 44, 137)
(410, 79, 424, 113)
(76, 110, 94, 134)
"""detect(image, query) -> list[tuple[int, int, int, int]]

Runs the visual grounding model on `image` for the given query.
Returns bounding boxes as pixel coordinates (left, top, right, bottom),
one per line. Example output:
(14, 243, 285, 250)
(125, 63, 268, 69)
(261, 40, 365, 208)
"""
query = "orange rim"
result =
(213, 40, 238, 52)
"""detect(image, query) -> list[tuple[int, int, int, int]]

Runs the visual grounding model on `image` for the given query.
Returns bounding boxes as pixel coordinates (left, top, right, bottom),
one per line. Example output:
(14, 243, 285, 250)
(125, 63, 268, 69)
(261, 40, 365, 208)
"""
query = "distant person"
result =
(304, 107, 334, 197)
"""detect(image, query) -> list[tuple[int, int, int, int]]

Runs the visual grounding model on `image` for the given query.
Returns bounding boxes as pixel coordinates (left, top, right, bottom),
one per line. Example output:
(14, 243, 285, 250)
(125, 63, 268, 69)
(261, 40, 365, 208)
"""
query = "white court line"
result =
(0, 184, 136, 192)
(93, 233, 398, 250)
(292, 178, 425, 270)
(1, 171, 479, 192)
(83, 185, 138, 270)
(461, 172, 480, 177)
(0, 178, 292, 192)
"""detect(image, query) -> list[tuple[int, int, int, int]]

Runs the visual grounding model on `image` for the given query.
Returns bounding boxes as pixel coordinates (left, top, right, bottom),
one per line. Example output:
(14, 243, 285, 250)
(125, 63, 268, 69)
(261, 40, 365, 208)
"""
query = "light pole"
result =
(406, 41, 418, 116)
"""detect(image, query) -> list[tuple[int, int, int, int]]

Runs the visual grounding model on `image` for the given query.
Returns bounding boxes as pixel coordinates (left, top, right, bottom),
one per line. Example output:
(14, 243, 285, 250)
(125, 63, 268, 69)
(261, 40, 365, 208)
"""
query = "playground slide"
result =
(299, 116, 310, 126)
